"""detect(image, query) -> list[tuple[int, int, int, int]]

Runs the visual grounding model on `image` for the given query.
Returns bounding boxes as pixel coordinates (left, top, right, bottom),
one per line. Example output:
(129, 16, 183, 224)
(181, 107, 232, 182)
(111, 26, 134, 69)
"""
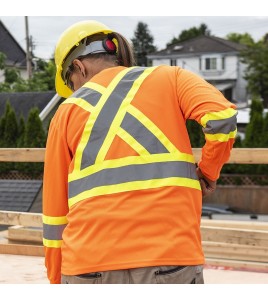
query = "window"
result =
(170, 59, 177, 66)
(222, 57, 225, 70)
(205, 57, 217, 70)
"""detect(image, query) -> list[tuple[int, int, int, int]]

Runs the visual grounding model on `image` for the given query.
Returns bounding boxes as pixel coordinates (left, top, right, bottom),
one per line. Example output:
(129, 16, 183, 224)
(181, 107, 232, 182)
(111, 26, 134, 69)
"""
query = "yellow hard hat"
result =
(55, 20, 113, 98)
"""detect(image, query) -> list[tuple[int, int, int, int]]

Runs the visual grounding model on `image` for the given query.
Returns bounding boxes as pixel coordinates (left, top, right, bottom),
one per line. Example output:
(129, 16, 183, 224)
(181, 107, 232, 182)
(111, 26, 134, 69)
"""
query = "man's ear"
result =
(73, 59, 86, 77)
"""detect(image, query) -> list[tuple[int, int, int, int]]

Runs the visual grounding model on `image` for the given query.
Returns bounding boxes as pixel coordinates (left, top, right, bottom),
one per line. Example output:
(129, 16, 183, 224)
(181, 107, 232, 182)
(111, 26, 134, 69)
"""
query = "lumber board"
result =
(201, 226, 268, 247)
(0, 148, 45, 162)
(201, 219, 268, 231)
(205, 258, 268, 272)
(0, 148, 268, 164)
(8, 226, 42, 244)
(203, 241, 268, 263)
(0, 211, 42, 227)
(0, 243, 44, 256)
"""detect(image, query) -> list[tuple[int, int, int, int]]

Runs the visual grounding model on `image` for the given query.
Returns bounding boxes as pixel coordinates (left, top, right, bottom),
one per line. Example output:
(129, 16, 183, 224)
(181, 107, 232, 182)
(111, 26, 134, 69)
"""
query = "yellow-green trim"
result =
(42, 215, 68, 225)
(95, 67, 157, 164)
(73, 67, 135, 172)
(62, 98, 94, 112)
(201, 108, 237, 127)
(68, 177, 201, 208)
(43, 238, 62, 248)
(117, 127, 150, 156)
(69, 152, 195, 181)
(205, 129, 237, 142)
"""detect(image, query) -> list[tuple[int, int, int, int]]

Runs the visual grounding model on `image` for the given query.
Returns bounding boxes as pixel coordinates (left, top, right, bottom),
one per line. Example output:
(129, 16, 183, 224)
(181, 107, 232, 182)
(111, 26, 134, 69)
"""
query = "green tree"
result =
(0, 57, 56, 93)
(243, 98, 264, 148)
(0, 101, 19, 172)
(23, 107, 46, 176)
(131, 22, 157, 66)
(186, 120, 205, 147)
(167, 23, 211, 46)
(226, 32, 255, 46)
(240, 37, 268, 108)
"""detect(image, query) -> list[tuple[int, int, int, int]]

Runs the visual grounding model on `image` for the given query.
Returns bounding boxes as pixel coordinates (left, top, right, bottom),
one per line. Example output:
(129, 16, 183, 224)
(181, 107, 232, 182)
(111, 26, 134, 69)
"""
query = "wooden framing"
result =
(0, 148, 268, 164)
(0, 211, 42, 227)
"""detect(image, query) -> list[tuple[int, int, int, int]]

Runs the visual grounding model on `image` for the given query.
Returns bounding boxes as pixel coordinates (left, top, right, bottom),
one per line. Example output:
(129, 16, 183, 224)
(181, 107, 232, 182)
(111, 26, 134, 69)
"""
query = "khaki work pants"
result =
(61, 265, 204, 284)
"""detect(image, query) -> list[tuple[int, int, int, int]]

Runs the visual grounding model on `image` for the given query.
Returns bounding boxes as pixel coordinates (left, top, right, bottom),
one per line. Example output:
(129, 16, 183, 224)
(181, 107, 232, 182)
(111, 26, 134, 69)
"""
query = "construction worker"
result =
(43, 20, 237, 284)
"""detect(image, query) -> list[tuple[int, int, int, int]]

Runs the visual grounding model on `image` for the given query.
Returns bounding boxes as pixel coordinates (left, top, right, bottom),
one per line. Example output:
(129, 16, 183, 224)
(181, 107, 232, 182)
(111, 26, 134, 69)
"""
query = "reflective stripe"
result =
(117, 127, 150, 156)
(69, 152, 196, 181)
(42, 215, 68, 225)
(96, 67, 158, 164)
(43, 238, 62, 248)
(200, 108, 237, 127)
(68, 66, 201, 208)
(203, 114, 237, 134)
(62, 98, 94, 112)
(127, 105, 179, 154)
(70, 86, 103, 106)
(205, 129, 237, 142)
(69, 160, 198, 199)
(43, 223, 67, 241)
(80, 67, 148, 169)
(121, 112, 169, 154)
(69, 177, 201, 207)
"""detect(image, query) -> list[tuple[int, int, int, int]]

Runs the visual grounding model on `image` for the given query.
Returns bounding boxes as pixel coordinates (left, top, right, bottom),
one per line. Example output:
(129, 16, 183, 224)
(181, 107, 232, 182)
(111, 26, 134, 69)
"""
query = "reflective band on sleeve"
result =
(69, 160, 198, 199)
(204, 129, 237, 142)
(200, 108, 237, 128)
(43, 238, 62, 248)
(203, 114, 237, 135)
(121, 112, 169, 154)
(42, 215, 68, 225)
(43, 223, 67, 241)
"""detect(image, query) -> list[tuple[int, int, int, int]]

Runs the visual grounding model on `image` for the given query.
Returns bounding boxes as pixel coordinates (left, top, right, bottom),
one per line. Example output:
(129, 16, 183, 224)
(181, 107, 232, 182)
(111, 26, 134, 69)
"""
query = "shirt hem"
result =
(62, 257, 205, 276)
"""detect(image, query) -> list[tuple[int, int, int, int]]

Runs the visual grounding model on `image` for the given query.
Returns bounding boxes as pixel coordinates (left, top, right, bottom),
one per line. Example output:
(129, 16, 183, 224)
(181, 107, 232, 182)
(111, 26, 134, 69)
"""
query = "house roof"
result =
(148, 35, 246, 58)
(0, 91, 56, 120)
(0, 19, 27, 68)
(0, 180, 42, 212)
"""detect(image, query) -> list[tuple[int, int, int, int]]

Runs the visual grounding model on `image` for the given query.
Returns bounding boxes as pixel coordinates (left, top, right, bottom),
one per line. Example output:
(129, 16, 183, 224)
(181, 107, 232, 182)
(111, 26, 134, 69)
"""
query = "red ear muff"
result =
(102, 38, 117, 54)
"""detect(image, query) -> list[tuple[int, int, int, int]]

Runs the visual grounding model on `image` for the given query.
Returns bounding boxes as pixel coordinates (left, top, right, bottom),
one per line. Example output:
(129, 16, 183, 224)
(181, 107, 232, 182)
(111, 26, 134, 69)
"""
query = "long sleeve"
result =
(42, 113, 71, 284)
(176, 68, 237, 181)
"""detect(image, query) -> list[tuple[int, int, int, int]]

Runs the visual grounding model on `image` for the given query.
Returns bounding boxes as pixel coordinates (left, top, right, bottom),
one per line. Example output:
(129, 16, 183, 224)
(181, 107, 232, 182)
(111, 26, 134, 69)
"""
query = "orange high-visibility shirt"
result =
(43, 65, 237, 283)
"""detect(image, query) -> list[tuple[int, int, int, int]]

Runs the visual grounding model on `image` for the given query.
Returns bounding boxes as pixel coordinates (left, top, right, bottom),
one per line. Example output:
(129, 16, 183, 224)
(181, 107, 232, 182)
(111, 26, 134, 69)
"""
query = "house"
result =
(0, 19, 28, 81)
(0, 91, 64, 128)
(147, 35, 248, 106)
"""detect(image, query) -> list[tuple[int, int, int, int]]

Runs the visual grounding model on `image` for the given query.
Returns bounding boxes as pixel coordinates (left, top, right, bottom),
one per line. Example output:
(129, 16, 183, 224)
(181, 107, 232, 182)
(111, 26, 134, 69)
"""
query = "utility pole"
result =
(25, 16, 32, 79)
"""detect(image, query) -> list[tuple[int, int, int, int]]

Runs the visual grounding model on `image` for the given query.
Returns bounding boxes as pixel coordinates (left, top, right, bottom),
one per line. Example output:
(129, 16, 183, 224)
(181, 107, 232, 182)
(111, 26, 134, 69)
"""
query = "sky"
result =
(1, 0, 268, 60)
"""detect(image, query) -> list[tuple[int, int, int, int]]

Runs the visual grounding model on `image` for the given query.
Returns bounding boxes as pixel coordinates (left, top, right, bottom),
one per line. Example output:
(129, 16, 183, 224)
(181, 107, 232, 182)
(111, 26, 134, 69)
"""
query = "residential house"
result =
(0, 19, 28, 81)
(147, 35, 248, 106)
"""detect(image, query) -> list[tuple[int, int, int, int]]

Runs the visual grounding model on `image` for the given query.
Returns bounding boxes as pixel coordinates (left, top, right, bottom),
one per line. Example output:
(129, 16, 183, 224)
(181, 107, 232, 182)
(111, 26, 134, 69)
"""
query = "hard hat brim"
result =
(55, 68, 73, 99)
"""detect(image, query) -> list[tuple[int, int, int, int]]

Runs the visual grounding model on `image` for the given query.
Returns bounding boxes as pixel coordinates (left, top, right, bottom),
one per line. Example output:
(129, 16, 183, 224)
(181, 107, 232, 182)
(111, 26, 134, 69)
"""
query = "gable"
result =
(0, 91, 55, 120)
(0, 20, 26, 67)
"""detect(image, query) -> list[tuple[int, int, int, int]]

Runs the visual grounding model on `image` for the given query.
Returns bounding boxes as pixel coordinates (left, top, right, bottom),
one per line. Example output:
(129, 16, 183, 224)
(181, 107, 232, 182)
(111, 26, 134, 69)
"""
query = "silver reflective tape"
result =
(121, 112, 169, 154)
(43, 223, 67, 241)
(69, 161, 197, 199)
(71, 87, 102, 106)
(81, 67, 147, 169)
(203, 114, 237, 134)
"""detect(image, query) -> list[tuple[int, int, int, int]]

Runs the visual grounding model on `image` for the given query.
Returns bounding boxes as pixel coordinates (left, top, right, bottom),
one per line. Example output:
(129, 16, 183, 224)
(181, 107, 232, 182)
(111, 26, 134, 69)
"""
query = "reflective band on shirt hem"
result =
(68, 177, 201, 208)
